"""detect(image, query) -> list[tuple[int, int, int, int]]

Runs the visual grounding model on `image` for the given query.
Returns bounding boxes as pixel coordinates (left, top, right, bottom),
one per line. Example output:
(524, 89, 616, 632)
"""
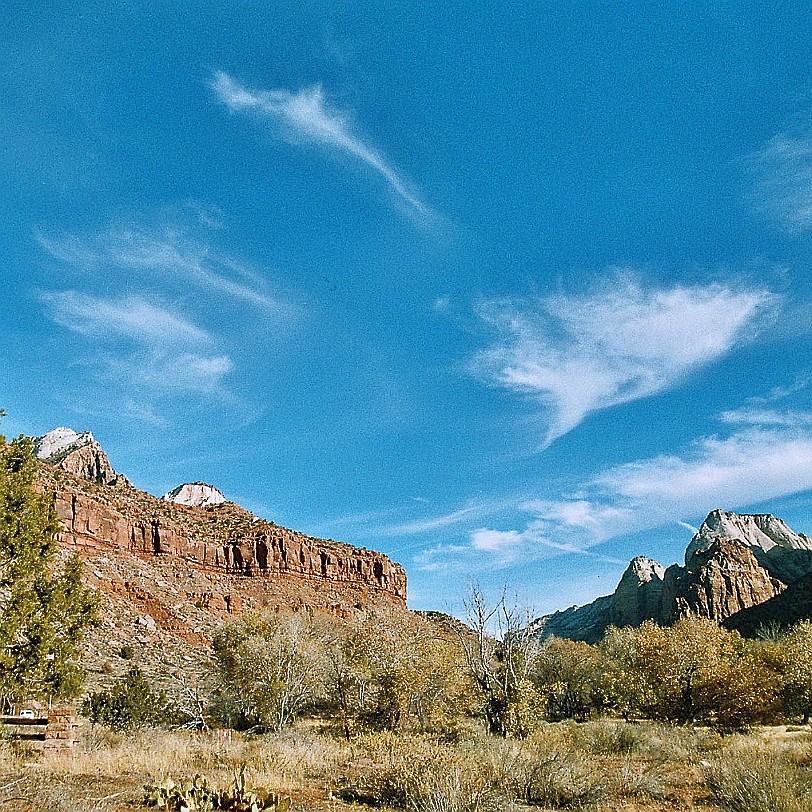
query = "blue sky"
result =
(4, 2, 812, 617)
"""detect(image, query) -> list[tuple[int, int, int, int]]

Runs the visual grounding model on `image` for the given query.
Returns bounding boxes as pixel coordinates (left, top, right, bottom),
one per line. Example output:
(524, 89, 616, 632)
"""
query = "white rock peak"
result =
(687, 508, 812, 564)
(162, 482, 226, 508)
(34, 426, 96, 461)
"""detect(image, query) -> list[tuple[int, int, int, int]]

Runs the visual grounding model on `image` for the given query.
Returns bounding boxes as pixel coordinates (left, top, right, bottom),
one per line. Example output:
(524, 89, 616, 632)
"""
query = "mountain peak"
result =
(687, 509, 812, 581)
(162, 482, 226, 508)
(624, 556, 666, 583)
(35, 426, 94, 461)
(34, 427, 120, 485)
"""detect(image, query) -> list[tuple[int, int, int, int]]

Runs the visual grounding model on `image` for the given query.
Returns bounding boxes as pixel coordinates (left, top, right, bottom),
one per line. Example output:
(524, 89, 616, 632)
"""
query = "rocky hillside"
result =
(30, 427, 407, 692)
(530, 509, 812, 642)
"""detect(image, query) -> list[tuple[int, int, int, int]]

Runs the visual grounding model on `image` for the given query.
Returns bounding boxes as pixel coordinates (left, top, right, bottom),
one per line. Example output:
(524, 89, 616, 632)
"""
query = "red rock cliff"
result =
(37, 463, 406, 610)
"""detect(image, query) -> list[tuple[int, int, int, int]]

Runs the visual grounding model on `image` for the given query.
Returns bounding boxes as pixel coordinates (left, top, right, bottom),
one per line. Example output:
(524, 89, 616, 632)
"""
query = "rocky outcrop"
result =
(724, 571, 812, 635)
(666, 538, 785, 623)
(33, 428, 407, 615)
(530, 509, 812, 642)
(610, 556, 666, 627)
(35, 427, 123, 486)
(687, 509, 812, 583)
(163, 482, 226, 507)
(530, 556, 666, 643)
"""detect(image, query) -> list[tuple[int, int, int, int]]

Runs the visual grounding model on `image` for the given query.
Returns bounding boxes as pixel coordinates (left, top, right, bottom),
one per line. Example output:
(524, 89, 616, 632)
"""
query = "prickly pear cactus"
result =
(144, 767, 290, 812)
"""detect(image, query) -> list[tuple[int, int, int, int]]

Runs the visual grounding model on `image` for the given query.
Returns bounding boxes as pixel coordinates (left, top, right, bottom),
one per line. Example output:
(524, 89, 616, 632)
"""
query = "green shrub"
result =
(83, 667, 180, 731)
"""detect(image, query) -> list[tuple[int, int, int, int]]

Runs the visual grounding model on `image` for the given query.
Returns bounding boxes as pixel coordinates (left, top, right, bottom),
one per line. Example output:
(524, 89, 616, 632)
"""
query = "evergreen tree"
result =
(83, 667, 178, 730)
(0, 433, 99, 711)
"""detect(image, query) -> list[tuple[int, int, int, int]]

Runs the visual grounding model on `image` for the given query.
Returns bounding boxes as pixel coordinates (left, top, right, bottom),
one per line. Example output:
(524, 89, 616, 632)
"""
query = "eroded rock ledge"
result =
(31, 428, 406, 614)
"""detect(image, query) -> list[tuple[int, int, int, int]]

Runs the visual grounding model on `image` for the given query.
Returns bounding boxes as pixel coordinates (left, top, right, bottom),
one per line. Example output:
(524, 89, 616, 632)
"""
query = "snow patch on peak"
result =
(162, 482, 226, 508)
(34, 426, 95, 461)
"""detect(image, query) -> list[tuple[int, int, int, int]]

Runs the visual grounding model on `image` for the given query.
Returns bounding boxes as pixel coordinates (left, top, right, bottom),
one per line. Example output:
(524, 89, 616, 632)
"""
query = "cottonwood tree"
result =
(457, 586, 541, 736)
(319, 609, 470, 736)
(600, 617, 776, 727)
(777, 621, 812, 723)
(0, 434, 99, 712)
(532, 637, 606, 721)
(212, 611, 327, 732)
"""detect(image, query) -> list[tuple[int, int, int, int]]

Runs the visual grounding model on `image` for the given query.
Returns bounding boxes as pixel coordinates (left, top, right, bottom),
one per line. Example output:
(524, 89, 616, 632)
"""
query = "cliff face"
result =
(530, 510, 812, 642)
(33, 428, 406, 617)
(43, 467, 406, 608)
(666, 538, 785, 624)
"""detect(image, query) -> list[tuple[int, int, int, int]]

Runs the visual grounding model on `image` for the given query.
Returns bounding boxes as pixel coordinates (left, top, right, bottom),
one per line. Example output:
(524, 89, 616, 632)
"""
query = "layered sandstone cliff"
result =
(33, 428, 406, 615)
(664, 538, 785, 624)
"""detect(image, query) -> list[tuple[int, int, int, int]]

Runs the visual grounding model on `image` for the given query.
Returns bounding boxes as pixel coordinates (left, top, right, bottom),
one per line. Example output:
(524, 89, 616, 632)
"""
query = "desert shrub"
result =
(339, 733, 499, 812)
(82, 667, 180, 731)
(212, 612, 327, 732)
(566, 719, 644, 755)
(564, 718, 721, 762)
(705, 747, 812, 812)
(513, 749, 607, 808)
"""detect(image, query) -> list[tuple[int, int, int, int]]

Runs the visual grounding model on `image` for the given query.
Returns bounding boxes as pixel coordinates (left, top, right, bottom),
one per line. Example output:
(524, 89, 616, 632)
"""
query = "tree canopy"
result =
(0, 433, 99, 711)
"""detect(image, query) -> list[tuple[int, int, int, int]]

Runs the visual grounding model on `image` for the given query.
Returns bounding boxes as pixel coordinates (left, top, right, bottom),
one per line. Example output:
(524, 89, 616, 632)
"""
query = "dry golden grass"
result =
(0, 720, 810, 811)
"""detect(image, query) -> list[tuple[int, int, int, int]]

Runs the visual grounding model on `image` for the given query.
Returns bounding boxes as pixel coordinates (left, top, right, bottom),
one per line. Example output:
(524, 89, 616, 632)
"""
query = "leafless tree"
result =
(456, 585, 540, 736)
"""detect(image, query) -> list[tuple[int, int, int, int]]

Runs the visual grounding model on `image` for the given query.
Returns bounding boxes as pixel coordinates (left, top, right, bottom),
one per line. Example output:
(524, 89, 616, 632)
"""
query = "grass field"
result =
(1, 720, 811, 811)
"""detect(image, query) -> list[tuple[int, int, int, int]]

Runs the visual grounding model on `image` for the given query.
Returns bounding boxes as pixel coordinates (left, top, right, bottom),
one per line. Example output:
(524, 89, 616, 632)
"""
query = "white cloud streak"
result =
(525, 406, 812, 548)
(751, 130, 812, 232)
(41, 291, 234, 396)
(474, 277, 774, 447)
(421, 402, 812, 572)
(41, 291, 212, 346)
(211, 71, 431, 218)
(383, 505, 487, 536)
(38, 226, 286, 315)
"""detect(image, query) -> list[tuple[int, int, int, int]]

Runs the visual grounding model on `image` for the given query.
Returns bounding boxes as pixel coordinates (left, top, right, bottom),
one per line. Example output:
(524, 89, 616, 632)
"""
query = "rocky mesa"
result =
(27, 427, 407, 687)
(530, 508, 812, 642)
(34, 427, 406, 613)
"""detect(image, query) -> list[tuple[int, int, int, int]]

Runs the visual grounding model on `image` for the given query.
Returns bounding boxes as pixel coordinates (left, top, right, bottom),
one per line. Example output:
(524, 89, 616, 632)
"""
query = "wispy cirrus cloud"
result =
(41, 291, 234, 397)
(415, 397, 812, 572)
(38, 225, 287, 315)
(473, 277, 775, 447)
(383, 504, 491, 536)
(41, 291, 211, 345)
(211, 71, 431, 218)
(522, 404, 812, 550)
(751, 128, 812, 233)
(415, 518, 627, 573)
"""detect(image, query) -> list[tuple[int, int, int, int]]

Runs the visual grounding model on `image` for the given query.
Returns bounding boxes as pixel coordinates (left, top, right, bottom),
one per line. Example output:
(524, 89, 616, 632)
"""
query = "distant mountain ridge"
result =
(530, 509, 812, 642)
(163, 482, 226, 508)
